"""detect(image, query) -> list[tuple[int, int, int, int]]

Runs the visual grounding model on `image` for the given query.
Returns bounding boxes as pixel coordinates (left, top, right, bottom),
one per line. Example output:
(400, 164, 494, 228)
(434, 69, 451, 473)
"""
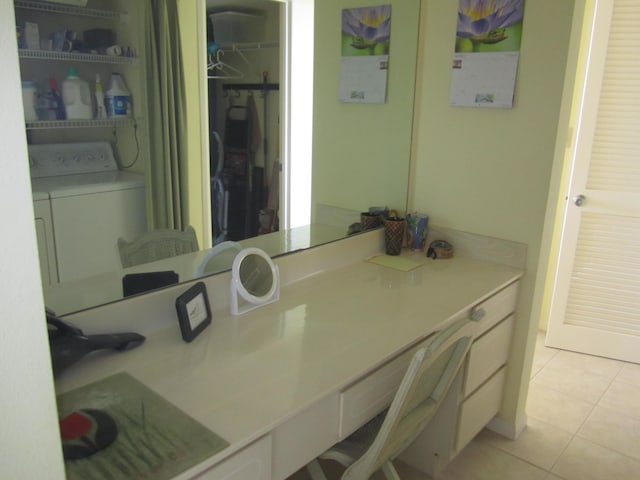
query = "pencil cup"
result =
(384, 217, 406, 256)
(360, 212, 382, 231)
(406, 213, 429, 251)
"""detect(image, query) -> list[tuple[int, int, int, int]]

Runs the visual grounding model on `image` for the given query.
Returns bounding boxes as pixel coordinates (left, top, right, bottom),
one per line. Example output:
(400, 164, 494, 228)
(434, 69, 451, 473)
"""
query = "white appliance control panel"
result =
(29, 142, 119, 178)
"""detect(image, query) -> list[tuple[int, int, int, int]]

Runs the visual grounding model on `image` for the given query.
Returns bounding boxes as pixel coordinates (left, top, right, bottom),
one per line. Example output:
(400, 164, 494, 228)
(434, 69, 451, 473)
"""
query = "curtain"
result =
(143, 0, 188, 230)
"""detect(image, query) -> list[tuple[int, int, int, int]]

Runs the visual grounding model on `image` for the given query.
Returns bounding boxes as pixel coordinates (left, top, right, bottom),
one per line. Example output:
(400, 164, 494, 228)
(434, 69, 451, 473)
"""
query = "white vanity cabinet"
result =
(456, 281, 518, 451)
(190, 279, 520, 480)
(191, 436, 272, 480)
(399, 280, 519, 475)
(272, 394, 340, 479)
(337, 282, 517, 443)
(58, 236, 524, 480)
(338, 338, 431, 439)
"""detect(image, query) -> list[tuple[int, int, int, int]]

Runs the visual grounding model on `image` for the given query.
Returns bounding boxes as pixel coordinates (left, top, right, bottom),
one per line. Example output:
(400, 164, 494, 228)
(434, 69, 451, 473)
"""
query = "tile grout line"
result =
(528, 379, 598, 417)
(545, 429, 574, 479)
(471, 440, 553, 477)
(482, 440, 554, 476)
(529, 343, 583, 480)
(530, 337, 639, 479)
(563, 357, 624, 452)
(574, 384, 640, 468)
(529, 347, 560, 382)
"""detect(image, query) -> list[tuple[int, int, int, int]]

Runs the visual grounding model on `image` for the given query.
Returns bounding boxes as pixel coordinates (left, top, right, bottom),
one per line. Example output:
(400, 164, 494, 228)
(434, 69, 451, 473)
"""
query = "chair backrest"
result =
(194, 240, 243, 276)
(118, 226, 199, 268)
(343, 317, 474, 480)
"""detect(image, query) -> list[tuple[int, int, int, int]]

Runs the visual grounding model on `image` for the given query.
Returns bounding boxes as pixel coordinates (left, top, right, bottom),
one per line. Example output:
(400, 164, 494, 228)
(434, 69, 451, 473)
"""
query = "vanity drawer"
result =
(456, 366, 506, 452)
(193, 435, 272, 480)
(338, 338, 432, 439)
(272, 393, 340, 479)
(471, 282, 518, 336)
(463, 315, 514, 397)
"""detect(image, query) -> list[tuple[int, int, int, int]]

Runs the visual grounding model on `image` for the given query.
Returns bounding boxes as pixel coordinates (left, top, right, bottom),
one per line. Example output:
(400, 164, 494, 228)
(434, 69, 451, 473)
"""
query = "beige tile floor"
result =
(288, 331, 640, 479)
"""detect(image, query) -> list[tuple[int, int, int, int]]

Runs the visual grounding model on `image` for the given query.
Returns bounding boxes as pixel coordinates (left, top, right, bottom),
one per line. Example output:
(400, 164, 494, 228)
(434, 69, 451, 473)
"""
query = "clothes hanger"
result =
(207, 47, 244, 80)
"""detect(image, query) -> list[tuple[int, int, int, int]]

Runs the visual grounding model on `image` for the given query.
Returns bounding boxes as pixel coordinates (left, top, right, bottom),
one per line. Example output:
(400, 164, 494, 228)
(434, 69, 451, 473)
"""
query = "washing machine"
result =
(32, 190, 57, 285)
(30, 142, 147, 284)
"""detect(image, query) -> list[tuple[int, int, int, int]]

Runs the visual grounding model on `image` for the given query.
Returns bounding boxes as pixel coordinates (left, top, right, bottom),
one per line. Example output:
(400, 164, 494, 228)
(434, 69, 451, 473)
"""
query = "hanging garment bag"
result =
(224, 106, 250, 176)
(224, 106, 250, 240)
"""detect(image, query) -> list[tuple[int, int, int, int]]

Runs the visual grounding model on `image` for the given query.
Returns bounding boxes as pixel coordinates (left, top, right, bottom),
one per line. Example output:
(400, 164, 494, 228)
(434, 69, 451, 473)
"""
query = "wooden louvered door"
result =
(546, 0, 640, 363)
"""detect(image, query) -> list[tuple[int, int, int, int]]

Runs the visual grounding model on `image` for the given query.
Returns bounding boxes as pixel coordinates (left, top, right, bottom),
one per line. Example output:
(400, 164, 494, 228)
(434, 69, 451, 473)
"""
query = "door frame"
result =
(530, 0, 594, 334)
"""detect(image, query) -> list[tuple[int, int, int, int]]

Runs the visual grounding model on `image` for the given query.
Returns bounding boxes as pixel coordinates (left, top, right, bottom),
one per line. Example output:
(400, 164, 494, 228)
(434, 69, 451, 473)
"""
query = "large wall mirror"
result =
(25, 0, 419, 316)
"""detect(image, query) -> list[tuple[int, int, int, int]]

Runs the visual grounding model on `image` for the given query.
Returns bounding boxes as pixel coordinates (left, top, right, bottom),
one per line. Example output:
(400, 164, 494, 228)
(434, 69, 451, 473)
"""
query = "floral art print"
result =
(342, 5, 391, 56)
(455, 0, 524, 53)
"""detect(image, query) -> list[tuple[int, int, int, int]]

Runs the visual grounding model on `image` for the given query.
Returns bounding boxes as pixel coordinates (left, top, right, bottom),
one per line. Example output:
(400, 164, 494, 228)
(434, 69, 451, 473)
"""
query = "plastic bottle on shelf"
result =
(48, 77, 66, 121)
(94, 74, 106, 119)
(21, 81, 38, 121)
(61, 67, 92, 120)
(105, 72, 131, 118)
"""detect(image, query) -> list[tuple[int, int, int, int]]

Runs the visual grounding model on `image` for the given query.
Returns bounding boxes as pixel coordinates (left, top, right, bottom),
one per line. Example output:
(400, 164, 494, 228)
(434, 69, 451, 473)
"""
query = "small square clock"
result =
(175, 282, 212, 342)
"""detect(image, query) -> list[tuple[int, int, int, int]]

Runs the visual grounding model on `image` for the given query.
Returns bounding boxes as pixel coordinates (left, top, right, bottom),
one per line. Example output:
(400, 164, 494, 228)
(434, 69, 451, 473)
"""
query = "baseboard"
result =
(486, 412, 527, 440)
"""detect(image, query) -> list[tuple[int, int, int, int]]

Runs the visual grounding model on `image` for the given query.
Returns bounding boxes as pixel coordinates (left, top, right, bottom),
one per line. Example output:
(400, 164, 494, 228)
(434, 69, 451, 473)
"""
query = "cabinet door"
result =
(456, 367, 507, 452)
(463, 315, 514, 396)
(471, 282, 518, 335)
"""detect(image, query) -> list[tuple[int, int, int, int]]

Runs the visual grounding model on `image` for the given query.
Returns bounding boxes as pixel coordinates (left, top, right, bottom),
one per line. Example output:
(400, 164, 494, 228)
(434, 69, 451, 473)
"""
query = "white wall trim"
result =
(486, 412, 528, 440)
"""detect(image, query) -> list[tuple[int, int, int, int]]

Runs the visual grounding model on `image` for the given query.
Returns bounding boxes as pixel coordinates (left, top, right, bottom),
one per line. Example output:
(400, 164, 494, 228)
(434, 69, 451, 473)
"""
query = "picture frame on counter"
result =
(175, 282, 212, 342)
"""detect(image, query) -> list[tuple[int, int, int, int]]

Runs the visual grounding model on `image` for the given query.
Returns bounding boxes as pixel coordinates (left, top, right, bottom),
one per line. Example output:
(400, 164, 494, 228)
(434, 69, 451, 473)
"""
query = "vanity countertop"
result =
(54, 247, 523, 477)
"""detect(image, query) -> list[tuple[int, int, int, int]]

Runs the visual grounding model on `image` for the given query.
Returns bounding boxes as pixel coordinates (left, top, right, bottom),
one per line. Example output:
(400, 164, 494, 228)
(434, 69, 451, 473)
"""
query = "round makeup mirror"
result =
(230, 247, 280, 315)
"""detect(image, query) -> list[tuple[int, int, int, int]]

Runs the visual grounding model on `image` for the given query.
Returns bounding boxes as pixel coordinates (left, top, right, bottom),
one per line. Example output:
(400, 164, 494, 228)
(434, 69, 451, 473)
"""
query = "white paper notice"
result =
(450, 52, 520, 108)
(339, 55, 389, 104)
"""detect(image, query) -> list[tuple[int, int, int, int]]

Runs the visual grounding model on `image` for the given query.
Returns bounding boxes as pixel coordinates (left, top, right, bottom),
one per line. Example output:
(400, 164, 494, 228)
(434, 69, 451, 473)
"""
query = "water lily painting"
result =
(449, 0, 525, 108)
(455, 0, 525, 53)
(339, 5, 392, 103)
(342, 5, 391, 56)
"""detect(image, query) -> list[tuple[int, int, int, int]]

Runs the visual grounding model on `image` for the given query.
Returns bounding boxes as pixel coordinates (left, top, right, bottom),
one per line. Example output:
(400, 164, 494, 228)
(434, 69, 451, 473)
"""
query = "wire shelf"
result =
(25, 118, 136, 130)
(19, 49, 137, 64)
(14, 0, 126, 20)
(217, 42, 280, 51)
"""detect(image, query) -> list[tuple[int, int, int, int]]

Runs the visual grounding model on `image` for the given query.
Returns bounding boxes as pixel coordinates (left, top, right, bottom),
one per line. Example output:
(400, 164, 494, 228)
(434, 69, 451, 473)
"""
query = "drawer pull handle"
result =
(471, 308, 486, 322)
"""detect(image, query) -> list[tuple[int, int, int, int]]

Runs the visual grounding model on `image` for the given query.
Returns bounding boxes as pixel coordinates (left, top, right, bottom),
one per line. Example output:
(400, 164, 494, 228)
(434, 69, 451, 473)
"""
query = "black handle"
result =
(86, 333, 145, 351)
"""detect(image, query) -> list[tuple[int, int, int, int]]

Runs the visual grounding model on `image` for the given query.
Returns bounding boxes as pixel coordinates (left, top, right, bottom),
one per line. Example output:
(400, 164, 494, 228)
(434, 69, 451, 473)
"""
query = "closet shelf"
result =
(14, 0, 126, 20)
(25, 118, 137, 130)
(218, 42, 279, 51)
(19, 49, 137, 64)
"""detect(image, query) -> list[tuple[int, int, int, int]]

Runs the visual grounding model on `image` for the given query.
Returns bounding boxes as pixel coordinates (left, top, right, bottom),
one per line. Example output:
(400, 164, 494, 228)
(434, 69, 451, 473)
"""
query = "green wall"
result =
(313, 0, 579, 432)
(409, 0, 576, 428)
(312, 0, 420, 217)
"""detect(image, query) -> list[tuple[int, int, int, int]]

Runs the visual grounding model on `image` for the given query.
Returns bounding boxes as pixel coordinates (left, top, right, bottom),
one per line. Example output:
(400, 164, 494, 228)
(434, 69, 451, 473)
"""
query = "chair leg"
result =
(307, 459, 329, 480)
(381, 461, 401, 480)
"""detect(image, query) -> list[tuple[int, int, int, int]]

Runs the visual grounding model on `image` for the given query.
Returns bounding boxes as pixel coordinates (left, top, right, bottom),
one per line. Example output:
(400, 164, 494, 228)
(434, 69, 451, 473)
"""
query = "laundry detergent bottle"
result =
(94, 74, 106, 119)
(105, 72, 131, 117)
(61, 67, 92, 120)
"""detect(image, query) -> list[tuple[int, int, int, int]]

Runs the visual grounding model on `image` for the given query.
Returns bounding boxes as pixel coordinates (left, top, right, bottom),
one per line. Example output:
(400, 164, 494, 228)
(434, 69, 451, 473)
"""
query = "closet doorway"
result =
(206, 0, 282, 244)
